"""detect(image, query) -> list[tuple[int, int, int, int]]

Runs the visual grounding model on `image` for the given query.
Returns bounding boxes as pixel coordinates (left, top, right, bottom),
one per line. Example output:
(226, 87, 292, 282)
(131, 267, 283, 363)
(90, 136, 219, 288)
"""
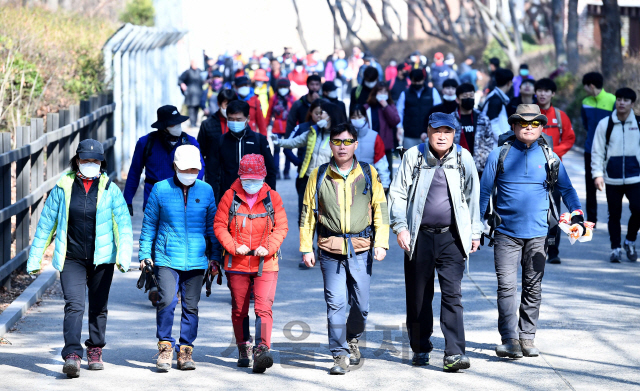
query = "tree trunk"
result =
(551, 0, 567, 65)
(507, 0, 523, 55)
(327, 0, 345, 50)
(335, 0, 370, 52)
(566, 0, 579, 73)
(600, 0, 623, 78)
(291, 0, 309, 53)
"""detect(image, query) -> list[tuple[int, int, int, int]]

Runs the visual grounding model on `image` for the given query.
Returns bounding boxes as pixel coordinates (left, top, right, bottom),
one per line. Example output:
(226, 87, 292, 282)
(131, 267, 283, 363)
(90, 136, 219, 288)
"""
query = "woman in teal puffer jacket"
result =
(27, 139, 132, 378)
(139, 144, 221, 372)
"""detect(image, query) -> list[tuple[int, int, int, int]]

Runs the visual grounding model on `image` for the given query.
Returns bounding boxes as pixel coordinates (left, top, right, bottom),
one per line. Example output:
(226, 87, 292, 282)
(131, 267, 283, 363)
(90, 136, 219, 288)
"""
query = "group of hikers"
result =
(25, 44, 639, 379)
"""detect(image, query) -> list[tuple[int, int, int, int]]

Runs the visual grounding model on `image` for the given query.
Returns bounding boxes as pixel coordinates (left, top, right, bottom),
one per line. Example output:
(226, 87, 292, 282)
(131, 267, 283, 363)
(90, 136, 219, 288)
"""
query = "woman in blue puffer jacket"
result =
(27, 139, 133, 378)
(138, 144, 221, 372)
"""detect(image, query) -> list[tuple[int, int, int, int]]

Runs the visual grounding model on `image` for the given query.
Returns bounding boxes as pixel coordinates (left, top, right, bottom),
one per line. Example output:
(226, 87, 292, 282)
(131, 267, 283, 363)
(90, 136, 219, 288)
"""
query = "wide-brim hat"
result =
(151, 105, 189, 129)
(508, 104, 548, 126)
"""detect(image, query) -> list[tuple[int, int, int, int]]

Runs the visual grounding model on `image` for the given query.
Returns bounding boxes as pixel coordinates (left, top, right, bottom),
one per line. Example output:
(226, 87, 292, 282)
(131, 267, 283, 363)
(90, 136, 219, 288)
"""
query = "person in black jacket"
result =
(390, 62, 411, 102)
(285, 74, 322, 137)
(322, 81, 347, 117)
(350, 67, 379, 113)
(428, 78, 459, 117)
(198, 89, 238, 197)
(210, 100, 276, 202)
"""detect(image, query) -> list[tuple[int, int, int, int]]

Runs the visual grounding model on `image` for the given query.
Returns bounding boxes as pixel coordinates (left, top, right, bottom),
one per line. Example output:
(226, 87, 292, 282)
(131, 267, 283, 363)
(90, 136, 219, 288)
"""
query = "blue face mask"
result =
(241, 179, 264, 194)
(520, 69, 529, 77)
(228, 120, 246, 133)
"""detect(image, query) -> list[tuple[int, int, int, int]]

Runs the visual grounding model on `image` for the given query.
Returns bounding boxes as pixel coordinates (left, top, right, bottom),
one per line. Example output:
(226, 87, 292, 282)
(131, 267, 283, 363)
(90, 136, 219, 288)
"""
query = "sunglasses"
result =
(518, 120, 542, 128)
(330, 138, 356, 146)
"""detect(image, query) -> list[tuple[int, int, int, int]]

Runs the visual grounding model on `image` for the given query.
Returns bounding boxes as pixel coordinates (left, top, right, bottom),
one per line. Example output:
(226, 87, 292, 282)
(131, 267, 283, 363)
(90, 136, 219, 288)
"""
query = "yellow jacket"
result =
(300, 159, 390, 254)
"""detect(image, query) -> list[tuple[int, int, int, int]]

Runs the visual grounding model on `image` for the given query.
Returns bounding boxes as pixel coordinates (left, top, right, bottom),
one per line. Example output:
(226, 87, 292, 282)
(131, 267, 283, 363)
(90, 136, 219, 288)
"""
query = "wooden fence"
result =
(0, 91, 116, 285)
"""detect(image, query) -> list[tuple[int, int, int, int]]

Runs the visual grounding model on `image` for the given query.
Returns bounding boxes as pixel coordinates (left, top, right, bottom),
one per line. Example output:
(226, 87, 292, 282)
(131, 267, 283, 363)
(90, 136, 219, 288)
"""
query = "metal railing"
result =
(0, 92, 115, 284)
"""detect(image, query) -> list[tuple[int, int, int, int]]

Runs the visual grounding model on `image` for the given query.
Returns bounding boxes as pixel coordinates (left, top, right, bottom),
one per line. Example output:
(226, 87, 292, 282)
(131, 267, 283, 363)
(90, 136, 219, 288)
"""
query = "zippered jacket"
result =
(582, 89, 616, 152)
(591, 110, 640, 185)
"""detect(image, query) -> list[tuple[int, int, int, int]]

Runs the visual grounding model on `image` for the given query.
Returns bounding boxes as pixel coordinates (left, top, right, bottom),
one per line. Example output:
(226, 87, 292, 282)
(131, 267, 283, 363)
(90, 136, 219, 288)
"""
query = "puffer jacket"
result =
(214, 180, 288, 273)
(591, 110, 640, 186)
(27, 172, 133, 274)
(452, 109, 495, 173)
(139, 177, 221, 271)
(279, 124, 333, 178)
(388, 143, 483, 258)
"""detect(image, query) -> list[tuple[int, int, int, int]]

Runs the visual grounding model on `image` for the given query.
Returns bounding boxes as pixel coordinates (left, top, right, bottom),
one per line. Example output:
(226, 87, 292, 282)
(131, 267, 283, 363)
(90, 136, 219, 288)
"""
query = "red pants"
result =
(227, 271, 278, 348)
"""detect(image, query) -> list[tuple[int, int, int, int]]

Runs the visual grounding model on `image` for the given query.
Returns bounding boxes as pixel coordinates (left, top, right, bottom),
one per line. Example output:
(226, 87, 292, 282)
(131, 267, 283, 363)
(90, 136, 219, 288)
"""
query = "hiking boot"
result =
(275, 172, 282, 180)
(62, 352, 81, 378)
(411, 352, 430, 366)
(237, 344, 253, 367)
(519, 339, 540, 357)
(547, 256, 561, 264)
(86, 346, 104, 370)
(148, 287, 159, 307)
(330, 355, 349, 375)
(156, 341, 173, 371)
(177, 345, 196, 370)
(495, 339, 523, 358)
(348, 338, 361, 366)
(252, 343, 273, 373)
(283, 173, 291, 180)
(443, 354, 471, 372)
(610, 248, 622, 263)
(624, 241, 638, 262)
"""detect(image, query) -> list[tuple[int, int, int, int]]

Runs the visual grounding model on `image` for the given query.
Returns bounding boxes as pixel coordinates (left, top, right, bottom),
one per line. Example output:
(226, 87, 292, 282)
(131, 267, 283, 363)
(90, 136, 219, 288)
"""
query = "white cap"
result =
(173, 145, 202, 171)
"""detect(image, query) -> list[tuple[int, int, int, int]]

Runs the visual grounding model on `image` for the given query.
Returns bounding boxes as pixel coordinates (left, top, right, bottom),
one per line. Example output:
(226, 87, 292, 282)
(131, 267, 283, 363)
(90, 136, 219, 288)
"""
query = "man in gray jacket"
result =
(389, 112, 483, 372)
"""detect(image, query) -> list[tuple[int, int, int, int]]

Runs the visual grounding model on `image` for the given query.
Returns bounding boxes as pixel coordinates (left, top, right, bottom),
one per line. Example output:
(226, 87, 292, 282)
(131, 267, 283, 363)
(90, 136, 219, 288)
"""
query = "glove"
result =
(571, 213, 587, 236)
(270, 134, 280, 145)
(127, 204, 133, 216)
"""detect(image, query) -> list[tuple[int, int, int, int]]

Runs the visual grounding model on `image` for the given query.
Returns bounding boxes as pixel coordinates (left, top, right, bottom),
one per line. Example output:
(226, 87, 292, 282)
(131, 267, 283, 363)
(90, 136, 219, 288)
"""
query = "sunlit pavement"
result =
(1, 148, 639, 390)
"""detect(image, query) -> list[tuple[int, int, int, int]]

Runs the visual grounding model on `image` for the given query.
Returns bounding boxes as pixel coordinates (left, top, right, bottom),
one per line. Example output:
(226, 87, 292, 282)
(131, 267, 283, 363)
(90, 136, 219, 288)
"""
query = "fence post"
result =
(79, 99, 91, 141)
(30, 118, 45, 238)
(69, 104, 80, 158)
(46, 112, 60, 181)
(0, 133, 12, 288)
(90, 96, 99, 140)
(106, 91, 115, 176)
(15, 126, 31, 272)
(58, 109, 70, 176)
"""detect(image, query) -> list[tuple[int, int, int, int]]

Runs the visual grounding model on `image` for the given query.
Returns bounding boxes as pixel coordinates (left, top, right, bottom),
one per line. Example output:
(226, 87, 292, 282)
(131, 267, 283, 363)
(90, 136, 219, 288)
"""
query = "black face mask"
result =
(411, 83, 424, 90)
(461, 98, 475, 111)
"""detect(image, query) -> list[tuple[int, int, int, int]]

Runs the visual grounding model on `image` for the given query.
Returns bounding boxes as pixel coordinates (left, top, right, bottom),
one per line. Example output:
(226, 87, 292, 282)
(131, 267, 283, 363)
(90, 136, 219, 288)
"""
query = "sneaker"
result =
(155, 341, 173, 371)
(624, 241, 638, 262)
(252, 343, 273, 373)
(275, 172, 282, 180)
(519, 339, 540, 357)
(610, 248, 622, 263)
(330, 355, 349, 375)
(411, 352, 430, 366)
(177, 345, 196, 370)
(148, 287, 159, 307)
(86, 346, 104, 370)
(495, 339, 523, 358)
(237, 344, 253, 367)
(443, 354, 470, 372)
(62, 353, 81, 378)
(283, 173, 291, 180)
(547, 256, 561, 264)
(348, 338, 361, 366)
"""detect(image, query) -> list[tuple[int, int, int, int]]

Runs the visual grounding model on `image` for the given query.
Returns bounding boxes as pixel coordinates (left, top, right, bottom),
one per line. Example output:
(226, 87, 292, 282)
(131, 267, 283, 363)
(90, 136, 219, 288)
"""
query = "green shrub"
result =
(522, 33, 537, 45)
(63, 46, 105, 100)
(120, 0, 155, 27)
(482, 39, 510, 69)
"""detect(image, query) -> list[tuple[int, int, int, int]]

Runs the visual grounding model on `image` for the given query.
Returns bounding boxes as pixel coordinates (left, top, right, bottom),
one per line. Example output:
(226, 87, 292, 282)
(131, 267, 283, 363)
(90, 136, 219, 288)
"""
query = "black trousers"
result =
(584, 153, 598, 224)
(385, 149, 394, 181)
(547, 187, 562, 259)
(605, 182, 640, 249)
(404, 228, 466, 356)
(59, 257, 114, 359)
(187, 106, 199, 127)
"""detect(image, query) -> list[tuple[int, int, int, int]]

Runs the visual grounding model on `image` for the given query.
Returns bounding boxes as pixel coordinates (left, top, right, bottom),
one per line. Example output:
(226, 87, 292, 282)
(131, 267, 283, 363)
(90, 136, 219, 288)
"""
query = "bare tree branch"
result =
(335, 0, 370, 51)
(362, 0, 397, 40)
(405, 0, 454, 45)
(291, 0, 309, 53)
(473, 0, 520, 69)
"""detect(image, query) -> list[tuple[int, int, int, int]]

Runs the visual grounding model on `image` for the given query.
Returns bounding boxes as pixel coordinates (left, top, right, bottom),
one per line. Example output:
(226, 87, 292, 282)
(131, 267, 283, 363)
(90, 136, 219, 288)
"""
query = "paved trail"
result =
(1, 149, 639, 390)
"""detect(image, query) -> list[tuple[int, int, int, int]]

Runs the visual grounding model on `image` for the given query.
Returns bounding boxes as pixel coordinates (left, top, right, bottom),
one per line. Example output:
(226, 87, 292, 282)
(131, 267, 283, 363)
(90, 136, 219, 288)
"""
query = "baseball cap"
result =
(76, 139, 104, 161)
(428, 112, 457, 130)
(174, 145, 202, 171)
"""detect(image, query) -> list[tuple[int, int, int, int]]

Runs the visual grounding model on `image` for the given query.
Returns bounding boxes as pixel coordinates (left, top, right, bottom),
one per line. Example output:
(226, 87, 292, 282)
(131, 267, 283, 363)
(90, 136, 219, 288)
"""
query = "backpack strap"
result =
(226, 190, 243, 269)
(142, 131, 158, 169)
(605, 114, 615, 158)
(314, 163, 330, 219)
(456, 144, 466, 201)
(358, 161, 373, 196)
(262, 190, 275, 225)
(355, 84, 363, 100)
(554, 107, 563, 140)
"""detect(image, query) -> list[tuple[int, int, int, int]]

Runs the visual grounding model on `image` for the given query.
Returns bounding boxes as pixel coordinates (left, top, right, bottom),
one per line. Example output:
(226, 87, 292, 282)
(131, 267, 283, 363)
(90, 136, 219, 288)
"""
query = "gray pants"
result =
(494, 232, 547, 340)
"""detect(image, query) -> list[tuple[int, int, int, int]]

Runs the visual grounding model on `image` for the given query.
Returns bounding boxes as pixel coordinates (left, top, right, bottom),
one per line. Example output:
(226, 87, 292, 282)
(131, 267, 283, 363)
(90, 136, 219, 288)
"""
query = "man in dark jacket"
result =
(390, 62, 411, 102)
(322, 81, 347, 117)
(285, 74, 322, 136)
(428, 78, 459, 116)
(396, 69, 442, 149)
(210, 100, 276, 202)
(350, 67, 379, 113)
(179, 59, 204, 127)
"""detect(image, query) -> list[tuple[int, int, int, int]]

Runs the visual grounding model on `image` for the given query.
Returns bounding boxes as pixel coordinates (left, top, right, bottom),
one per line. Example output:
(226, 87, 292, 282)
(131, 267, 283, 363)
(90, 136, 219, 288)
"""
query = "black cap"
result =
(322, 81, 337, 92)
(151, 105, 189, 129)
(235, 76, 250, 86)
(76, 139, 104, 161)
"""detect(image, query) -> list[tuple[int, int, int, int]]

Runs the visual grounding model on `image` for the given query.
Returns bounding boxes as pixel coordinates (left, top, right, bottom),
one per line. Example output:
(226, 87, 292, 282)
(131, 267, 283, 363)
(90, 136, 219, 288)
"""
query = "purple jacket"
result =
(365, 103, 401, 150)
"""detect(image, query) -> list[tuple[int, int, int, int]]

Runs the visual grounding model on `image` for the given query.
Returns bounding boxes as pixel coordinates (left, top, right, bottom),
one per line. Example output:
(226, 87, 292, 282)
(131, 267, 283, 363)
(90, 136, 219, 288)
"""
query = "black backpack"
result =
(604, 114, 640, 157)
(142, 131, 191, 169)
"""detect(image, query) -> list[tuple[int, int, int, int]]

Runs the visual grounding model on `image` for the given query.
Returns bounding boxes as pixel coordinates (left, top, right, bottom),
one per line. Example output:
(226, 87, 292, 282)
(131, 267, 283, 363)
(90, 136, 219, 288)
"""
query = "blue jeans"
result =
(273, 133, 290, 175)
(155, 266, 205, 351)
(319, 250, 372, 357)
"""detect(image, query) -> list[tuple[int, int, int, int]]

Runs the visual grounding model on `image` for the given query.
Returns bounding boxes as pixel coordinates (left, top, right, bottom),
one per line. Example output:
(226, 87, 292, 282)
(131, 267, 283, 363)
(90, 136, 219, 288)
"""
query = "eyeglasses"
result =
(330, 138, 356, 146)
(518, 120, 542, 128)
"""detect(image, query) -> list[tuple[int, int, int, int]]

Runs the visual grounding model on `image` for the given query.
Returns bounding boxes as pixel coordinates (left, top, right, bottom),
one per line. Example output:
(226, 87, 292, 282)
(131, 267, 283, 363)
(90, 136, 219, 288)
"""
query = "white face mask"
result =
(241, 179, 264, 194)
(220, 108, 227, 118)
(285, 58, 292, 65)
(443, 94, 457, 101)
(278, 88, 290, 96)
(167, 124, 182, 137)
(237, 86, 250, 97)
(364, 81, 377, 88)
(316, 119, 328, 129)
(255, 81, 264, 88)
(327, 90, 338, 99)
(376, 94, 388, 101)
(176, 172, 198, 186)
(351, 118, 367, 129)
(295, 65, 304, 73)
(79, 162, 101, 178)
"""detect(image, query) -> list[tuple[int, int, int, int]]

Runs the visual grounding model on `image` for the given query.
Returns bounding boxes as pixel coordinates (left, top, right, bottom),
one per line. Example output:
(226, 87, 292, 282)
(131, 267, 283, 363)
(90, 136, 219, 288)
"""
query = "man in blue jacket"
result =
(480, 104, 584, 359)
(124, 105, 204, 305)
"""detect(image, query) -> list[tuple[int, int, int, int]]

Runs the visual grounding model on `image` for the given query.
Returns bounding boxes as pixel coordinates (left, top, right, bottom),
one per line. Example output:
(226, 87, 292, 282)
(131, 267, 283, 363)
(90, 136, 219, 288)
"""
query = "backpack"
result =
(604, 114, 640, 157)
(482, 134, 560, 247)
(543, 107, 564, 140)
(142, 131, 191, 170)
(224, 190, 277, 277)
